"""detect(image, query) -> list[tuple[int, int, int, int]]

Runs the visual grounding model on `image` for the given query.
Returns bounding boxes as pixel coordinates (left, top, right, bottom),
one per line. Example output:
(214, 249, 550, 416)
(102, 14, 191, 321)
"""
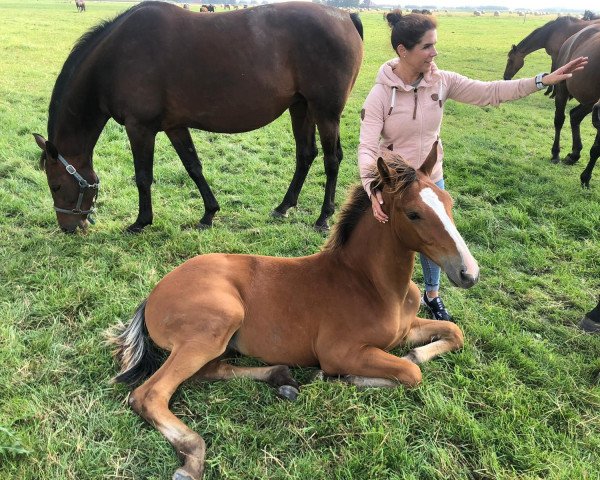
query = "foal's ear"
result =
(377, 157, 393, 186)
(418, 141, 438, 177)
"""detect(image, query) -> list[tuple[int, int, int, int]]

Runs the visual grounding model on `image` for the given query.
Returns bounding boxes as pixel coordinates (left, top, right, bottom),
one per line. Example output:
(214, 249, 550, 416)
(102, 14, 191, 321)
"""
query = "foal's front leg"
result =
(402, 317, 464, 365)
(321, 346, 423, 388)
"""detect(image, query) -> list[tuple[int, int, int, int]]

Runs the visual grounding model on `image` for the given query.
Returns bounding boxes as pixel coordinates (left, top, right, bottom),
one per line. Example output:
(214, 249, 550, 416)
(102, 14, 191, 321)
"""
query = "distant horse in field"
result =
(549, 25, 600, 186)
(75, 0, 85, 12)
(108, 143, 479, 480)
(34, 1, 363, 233)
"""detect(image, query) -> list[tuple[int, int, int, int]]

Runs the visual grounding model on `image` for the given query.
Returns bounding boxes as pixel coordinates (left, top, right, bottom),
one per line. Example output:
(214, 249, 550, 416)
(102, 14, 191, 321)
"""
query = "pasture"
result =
(1, 1, 599, 478)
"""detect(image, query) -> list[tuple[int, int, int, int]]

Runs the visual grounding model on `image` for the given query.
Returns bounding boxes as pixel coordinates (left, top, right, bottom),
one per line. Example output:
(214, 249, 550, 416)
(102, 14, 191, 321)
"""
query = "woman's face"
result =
(398, 28, 438, 75)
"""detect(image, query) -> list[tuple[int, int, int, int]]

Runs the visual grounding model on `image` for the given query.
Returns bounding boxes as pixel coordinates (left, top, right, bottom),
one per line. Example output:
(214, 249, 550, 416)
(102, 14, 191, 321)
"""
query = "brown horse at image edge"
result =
(504, 16, 600, 179)
(34, 1, 363, 232)
(552, 25, 600, 187)
(108, 142, 480, 480)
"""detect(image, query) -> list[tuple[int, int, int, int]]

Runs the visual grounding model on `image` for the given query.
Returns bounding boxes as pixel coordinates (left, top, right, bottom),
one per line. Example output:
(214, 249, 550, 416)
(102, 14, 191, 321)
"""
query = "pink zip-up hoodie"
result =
(358, 59, 538, 194)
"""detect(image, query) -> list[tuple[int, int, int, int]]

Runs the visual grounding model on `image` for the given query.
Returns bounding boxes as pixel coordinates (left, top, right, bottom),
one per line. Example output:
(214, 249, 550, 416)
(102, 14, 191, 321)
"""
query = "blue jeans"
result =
(419, 178, 445, 294)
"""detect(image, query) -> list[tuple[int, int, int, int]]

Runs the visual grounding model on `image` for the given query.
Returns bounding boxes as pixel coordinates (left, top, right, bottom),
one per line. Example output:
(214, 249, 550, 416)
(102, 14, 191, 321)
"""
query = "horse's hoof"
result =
(314, 222, 329, 233)
(271, 209, 288, 219)
(277, 385, 299, 401)
(125, 224, 146, 234)
(173, 468, 198, 480)
(580, 316, 600, 333)
(550, 157, 560, 164)
(562, 155, 579, 166)
(196, 222, 212, 230)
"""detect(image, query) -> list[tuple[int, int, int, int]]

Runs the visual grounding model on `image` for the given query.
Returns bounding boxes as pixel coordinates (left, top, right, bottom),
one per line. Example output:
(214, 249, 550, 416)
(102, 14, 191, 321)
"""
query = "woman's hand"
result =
(371, 190, 388, 223)
(542, 56, 588, 86)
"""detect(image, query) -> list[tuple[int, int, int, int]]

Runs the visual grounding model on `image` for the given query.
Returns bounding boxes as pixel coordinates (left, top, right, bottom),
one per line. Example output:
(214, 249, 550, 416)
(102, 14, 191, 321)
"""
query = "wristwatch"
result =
(535, 73, 549, 90)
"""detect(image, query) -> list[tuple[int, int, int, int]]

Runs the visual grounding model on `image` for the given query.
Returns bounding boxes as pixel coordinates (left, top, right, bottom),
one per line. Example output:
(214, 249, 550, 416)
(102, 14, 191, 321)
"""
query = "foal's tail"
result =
(106, 300, 163, 388)
(350, 13, 364, 41)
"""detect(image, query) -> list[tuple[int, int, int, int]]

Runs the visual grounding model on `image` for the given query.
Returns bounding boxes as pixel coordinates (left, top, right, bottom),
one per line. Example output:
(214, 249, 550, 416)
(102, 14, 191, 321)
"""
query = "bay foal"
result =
(109, 143, 479, 479)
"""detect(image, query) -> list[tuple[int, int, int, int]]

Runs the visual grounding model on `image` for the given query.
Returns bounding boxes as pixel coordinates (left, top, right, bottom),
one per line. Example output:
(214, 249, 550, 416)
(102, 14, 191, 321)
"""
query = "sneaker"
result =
(422, 293, 453, 321)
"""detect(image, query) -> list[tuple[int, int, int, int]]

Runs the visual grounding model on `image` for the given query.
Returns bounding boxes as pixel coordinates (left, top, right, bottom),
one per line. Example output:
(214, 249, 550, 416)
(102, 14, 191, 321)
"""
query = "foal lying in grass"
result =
(108, 142, 479, 480)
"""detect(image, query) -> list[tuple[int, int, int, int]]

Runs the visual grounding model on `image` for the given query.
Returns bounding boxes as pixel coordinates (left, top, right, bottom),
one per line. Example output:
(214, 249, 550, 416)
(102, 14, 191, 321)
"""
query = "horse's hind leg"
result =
(401, 317, 464, 365)
(581, 128, 600, 188)
(564, 103, 594, 165)
(313, 116, 342, 231)
(166, 128, 220, 228)
(273, 98, 317, 219)
(126, 125, 157, 233)
(195, 360, 300, 400)
(551, 88, 568, 163)
(129, 346, 222, 480)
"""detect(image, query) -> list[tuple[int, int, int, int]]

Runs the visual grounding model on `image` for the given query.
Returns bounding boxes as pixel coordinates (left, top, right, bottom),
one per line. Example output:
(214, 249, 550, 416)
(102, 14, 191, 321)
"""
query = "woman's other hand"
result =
(371, 190, 389, 223)
(543, 56, 588, 86)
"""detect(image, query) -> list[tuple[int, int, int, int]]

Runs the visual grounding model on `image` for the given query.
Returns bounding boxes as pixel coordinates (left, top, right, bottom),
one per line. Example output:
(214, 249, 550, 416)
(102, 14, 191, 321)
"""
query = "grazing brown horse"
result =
(503, 17, 600, 164)
(551, 26, 600, 186)
(108, 143, 479, 480)
(34, 2, 363, 233)
(503, 16, 600, 81)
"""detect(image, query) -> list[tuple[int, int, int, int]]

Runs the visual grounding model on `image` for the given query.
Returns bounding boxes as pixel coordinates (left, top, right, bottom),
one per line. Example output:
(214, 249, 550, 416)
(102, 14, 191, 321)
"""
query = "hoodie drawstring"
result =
(388, 87, 397, 116)
(412, 88, 418, 120)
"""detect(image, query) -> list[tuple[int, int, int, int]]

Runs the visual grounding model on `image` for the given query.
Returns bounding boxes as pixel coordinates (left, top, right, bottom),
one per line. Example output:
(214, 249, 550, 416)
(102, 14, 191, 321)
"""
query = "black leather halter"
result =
(54, 154, 100, 216)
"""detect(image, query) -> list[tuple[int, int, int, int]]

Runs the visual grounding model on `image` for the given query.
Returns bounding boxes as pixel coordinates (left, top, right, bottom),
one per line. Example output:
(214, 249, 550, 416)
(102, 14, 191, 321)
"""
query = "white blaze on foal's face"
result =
(418, 187, 478, 277)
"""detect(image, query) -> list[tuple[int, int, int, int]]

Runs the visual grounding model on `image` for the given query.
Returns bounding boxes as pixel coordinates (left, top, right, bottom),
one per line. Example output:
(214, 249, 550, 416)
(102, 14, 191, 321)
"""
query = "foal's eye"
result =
(50, 185, 61, 192)
(406, 212, 421, 221)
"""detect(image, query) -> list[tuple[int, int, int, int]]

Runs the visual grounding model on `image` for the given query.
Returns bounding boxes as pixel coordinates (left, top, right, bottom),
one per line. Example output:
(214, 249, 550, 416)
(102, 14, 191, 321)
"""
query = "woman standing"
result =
(359, 11, 587, 320)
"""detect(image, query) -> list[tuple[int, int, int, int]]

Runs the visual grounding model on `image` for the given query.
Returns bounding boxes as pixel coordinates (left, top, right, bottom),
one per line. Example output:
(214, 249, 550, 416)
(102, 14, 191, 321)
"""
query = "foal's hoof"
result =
(277, 385, 299, 401)
(550, 157, 560, 164)
(173, 468, 198, 480)
(196, 222, 212, 230)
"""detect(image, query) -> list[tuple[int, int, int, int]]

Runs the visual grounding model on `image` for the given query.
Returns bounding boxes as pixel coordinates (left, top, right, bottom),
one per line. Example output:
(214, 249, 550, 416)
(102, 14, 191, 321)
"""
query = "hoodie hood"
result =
(376, 59, 444, 117)
(376, 58, 442, 91)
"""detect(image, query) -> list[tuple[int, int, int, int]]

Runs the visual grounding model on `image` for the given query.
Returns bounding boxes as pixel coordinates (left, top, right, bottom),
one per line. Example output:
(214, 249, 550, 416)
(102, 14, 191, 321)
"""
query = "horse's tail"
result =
(106, 300, 163, 388)
(350, 13, 364, 41)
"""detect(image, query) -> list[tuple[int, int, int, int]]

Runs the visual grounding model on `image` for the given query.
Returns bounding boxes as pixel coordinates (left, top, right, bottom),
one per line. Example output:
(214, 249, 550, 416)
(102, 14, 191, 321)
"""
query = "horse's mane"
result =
(324, 155, 417, 251)
(47, 3, 147, 139)
(516, 16, 580, 51)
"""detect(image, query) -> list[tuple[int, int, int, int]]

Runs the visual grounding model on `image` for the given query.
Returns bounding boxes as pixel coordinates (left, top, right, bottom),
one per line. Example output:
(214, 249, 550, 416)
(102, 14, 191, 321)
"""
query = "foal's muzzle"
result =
(443, 260, 480, 289)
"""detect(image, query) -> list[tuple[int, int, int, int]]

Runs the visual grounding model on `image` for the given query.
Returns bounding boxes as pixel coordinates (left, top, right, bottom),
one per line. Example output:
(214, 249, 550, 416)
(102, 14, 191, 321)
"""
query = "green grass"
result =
(1, 2, 599, 479)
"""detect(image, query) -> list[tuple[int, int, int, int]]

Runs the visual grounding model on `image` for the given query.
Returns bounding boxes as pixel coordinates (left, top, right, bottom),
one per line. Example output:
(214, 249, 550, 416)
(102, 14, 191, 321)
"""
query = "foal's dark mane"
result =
(515, 16, 580, 52)
(324, 158, 417, 251)
(47, 3, 144, 140)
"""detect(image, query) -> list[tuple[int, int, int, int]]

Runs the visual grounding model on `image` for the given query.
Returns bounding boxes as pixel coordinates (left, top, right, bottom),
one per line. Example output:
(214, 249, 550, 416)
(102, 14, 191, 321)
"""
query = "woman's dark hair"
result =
(386, 10, 437, 51)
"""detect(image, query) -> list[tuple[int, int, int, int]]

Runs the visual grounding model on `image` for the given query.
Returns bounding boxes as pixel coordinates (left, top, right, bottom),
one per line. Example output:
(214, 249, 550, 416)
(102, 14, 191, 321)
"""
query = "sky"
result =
(371, 0, 598, 11)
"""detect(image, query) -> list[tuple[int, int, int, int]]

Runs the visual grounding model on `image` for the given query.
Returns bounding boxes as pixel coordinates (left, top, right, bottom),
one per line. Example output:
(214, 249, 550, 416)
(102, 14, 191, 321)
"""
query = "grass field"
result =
(1, 1, 599, 479)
